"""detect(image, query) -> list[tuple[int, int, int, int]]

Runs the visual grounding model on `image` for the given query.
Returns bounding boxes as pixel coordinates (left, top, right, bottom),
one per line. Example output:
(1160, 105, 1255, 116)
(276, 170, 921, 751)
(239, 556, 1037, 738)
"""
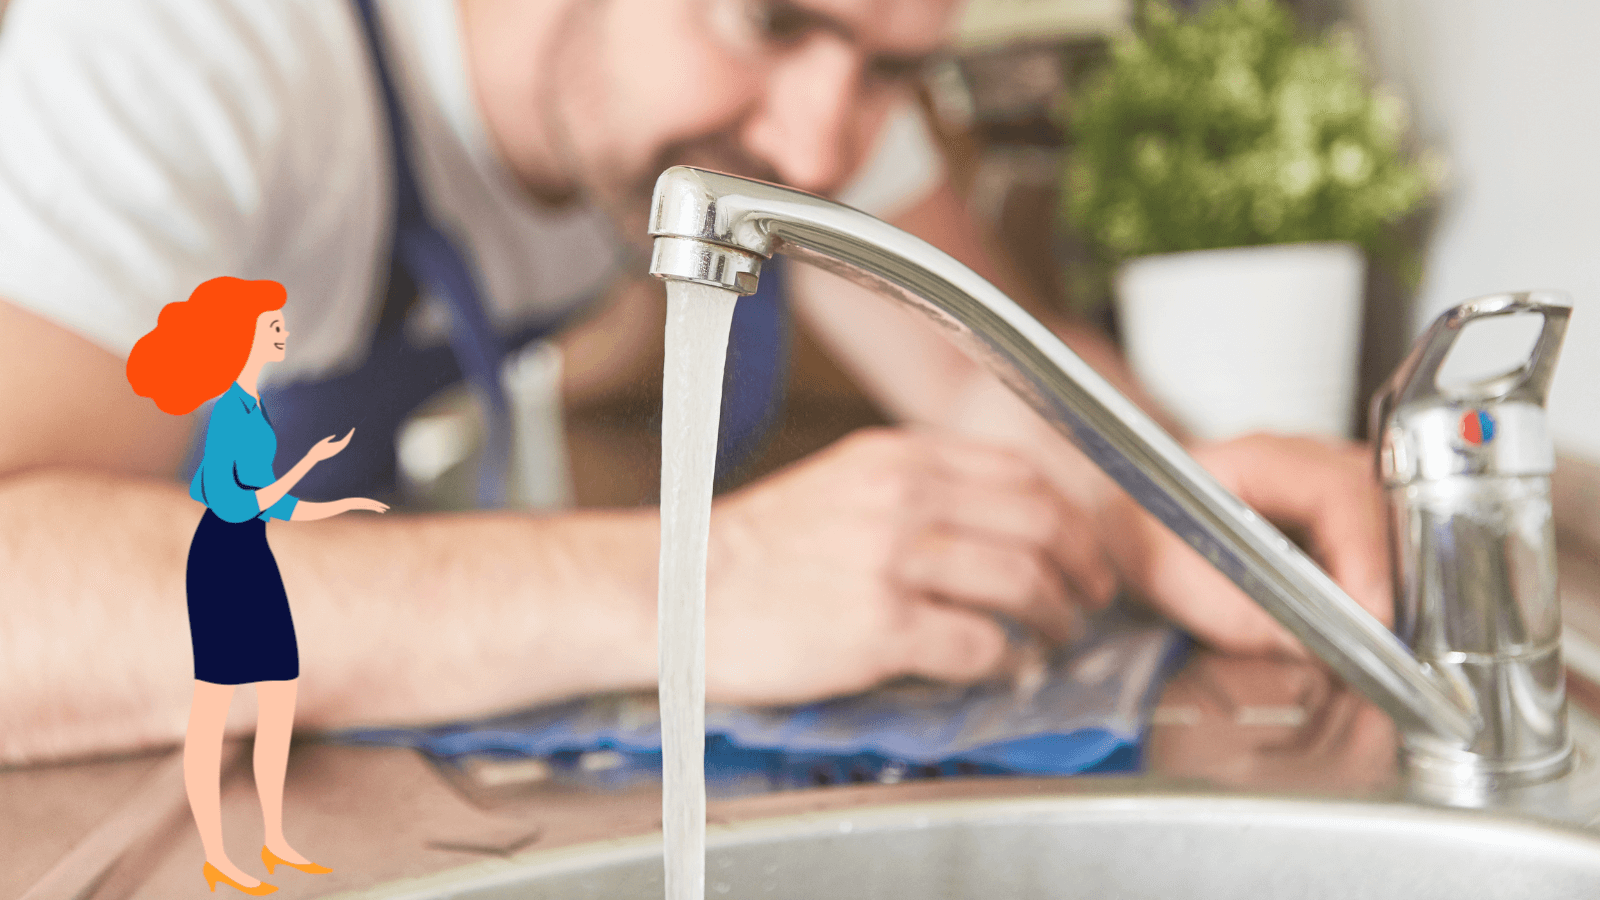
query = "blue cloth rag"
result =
(341, 602, 1189, 791)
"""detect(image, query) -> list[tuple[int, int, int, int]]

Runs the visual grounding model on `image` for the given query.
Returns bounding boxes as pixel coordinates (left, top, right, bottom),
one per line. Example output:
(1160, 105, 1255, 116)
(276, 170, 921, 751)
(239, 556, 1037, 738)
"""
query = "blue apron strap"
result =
(349, 0, 513, 506)
(716, 264, 789, 487)
(348, 0, 791, 497)
(183, 0, 791, 502)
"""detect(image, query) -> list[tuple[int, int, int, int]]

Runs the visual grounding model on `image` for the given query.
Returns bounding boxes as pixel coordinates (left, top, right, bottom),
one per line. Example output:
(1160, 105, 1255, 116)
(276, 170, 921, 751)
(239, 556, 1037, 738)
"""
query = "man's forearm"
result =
(899, 182, 1190, 443)
(0, 470, 658, 764)
(794, 180, 1190, 516)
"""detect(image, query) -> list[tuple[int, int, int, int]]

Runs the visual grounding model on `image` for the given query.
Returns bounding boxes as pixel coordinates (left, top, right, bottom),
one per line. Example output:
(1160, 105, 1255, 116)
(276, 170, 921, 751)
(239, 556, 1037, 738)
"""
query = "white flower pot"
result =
(1115, 241, 1367, 442)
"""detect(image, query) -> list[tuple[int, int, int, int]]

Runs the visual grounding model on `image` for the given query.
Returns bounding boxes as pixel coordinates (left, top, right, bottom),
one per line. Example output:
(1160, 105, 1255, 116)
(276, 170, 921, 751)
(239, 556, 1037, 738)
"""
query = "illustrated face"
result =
(476, 0, 961, 244)
(253, 310, 288, 365)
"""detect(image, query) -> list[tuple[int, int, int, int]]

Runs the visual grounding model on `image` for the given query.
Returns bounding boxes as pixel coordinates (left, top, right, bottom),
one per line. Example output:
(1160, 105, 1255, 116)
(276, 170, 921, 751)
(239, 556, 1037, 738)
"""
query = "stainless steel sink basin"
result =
(311, 597, 1600, 900)
(335, 794, 1600, 899)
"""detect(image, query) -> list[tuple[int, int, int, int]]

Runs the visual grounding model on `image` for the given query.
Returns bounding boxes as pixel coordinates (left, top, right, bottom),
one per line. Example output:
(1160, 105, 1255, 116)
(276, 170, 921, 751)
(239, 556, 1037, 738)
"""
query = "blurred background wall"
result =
(944, 0, 1600, 462)
(1348, 0, 1600, 462)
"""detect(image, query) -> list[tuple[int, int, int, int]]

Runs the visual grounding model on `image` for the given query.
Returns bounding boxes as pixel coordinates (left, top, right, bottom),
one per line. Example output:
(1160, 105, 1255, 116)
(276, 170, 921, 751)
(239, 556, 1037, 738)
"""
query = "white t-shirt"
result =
(0, 0, 944, 384)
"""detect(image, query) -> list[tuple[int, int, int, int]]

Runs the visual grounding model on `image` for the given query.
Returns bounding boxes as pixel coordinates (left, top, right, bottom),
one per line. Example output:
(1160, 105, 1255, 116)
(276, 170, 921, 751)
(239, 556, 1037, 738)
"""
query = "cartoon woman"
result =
(127, 277, 387, 894)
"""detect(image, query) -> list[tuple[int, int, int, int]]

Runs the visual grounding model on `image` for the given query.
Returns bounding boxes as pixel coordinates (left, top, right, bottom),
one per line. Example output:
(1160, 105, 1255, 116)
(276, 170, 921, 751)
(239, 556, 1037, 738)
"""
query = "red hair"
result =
(127, 277, 287, 415)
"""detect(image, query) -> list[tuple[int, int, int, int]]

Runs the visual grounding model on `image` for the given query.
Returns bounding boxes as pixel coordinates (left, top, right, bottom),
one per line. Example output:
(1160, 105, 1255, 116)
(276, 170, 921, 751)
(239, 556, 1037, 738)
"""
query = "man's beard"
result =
(538, 3, 795, 254)
(586, 135, 788, 256)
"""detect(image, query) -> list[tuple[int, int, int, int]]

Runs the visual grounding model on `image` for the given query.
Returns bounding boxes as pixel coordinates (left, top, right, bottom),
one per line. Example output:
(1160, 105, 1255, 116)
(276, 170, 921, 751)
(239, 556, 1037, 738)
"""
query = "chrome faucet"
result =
(1371, 292, 1574, 800)
(646, 166, 1583, 812)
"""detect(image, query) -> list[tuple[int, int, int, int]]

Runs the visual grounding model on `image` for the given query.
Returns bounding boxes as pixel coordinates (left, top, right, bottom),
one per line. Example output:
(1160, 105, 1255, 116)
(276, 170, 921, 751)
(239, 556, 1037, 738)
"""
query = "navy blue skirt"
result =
(185, 509, 299, 684)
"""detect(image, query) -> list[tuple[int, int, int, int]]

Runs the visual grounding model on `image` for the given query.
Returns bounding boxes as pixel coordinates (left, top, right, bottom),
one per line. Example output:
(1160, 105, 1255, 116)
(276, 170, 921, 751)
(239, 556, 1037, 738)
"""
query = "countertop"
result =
(7, 536, 1600, 899)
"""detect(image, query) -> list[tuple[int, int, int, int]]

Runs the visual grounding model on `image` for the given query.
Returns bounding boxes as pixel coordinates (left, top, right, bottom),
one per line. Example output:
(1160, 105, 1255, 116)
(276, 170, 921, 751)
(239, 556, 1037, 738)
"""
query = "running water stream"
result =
(658, 279, 740, 900)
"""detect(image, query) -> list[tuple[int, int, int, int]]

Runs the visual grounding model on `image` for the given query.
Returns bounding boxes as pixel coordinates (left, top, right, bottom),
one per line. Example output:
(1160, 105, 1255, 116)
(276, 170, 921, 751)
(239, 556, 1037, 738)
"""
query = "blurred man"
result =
(0, 0, 1391, 763)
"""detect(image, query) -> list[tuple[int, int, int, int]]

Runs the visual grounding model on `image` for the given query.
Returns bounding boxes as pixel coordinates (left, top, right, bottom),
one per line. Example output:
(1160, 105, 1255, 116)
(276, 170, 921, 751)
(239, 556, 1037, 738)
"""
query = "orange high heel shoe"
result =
(261, 845, 333, 875)
(202, 862, 277, 895)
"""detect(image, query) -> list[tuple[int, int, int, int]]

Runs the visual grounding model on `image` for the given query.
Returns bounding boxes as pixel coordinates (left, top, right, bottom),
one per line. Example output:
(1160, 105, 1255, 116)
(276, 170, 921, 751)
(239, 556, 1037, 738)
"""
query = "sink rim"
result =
(325, 790, 1600, 899)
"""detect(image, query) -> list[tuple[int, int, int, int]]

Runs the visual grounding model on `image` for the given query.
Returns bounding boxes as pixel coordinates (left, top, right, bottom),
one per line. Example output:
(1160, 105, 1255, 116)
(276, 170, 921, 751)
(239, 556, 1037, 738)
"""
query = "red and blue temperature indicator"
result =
(1459, 408, 1496, 445)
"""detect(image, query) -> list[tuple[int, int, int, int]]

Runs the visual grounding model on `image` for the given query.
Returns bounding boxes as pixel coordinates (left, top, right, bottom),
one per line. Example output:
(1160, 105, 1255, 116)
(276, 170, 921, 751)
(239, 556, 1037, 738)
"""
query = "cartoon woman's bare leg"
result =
(185, 680, 262, 887)
(255, 678, 311, 865)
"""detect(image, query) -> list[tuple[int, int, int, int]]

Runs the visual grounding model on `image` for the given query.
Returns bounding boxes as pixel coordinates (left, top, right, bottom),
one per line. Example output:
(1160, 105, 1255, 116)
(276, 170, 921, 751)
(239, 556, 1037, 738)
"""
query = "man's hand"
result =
(701, 427, 1116, 706)
(1099, 432, 1394, 657)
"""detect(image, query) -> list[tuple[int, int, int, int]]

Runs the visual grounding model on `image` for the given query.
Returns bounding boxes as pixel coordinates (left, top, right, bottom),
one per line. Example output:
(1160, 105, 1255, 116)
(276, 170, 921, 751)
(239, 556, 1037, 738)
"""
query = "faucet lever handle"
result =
(1390, 291, 1571, 410)
(1369, 291, 1570, 452)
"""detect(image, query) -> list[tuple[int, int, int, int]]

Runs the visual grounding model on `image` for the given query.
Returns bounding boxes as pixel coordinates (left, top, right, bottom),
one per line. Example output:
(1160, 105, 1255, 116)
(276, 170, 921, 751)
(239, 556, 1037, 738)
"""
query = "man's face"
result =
(492, 0, 960, 244)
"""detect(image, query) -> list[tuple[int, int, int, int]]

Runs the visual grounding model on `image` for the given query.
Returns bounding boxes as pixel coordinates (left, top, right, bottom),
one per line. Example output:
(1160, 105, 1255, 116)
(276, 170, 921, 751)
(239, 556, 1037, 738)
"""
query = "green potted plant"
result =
(1062, 0, 1433, 440)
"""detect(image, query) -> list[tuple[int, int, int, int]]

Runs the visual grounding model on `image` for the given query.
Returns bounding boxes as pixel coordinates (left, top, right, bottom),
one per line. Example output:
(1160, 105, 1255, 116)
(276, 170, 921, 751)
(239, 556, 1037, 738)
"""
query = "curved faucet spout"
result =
(648, 165, 1479, 748)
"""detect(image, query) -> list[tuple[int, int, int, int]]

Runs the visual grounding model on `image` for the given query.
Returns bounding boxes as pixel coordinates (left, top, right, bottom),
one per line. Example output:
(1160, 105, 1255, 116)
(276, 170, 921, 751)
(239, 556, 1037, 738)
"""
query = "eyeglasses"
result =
(702, 0, 951, 93)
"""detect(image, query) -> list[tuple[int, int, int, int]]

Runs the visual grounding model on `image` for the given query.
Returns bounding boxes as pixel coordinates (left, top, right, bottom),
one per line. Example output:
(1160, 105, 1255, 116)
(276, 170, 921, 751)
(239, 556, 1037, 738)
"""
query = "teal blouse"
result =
(190, 382, 299, 523)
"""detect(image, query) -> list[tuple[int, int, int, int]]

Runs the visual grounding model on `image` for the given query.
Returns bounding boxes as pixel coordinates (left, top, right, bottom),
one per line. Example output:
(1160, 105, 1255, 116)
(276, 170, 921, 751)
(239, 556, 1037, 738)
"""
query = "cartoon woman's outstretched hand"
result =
(335, 497, 388, 514)
(303, 428, 356, 465)
(289, 495, 388, 521)
(285, 430, 388, 521)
